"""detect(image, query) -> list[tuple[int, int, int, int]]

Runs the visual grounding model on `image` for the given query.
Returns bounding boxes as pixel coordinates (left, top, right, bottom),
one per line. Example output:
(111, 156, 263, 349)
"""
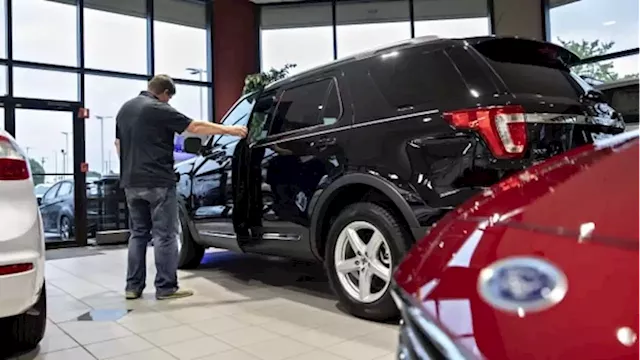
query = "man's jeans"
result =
(124, 187, 179, 297)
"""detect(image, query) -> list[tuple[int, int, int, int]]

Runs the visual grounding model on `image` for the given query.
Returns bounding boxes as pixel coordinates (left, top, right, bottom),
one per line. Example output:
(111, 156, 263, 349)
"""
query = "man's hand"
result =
(225, 125, 248, 138)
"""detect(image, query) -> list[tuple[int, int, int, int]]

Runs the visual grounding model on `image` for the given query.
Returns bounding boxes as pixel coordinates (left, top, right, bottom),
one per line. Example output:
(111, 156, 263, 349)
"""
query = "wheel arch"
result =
(177, 195, 202, 246)
(309, 173, 421, 260)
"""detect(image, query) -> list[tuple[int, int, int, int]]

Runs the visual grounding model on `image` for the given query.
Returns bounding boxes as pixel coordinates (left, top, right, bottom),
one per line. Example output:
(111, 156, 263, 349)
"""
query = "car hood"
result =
(394, 133, 639, 360)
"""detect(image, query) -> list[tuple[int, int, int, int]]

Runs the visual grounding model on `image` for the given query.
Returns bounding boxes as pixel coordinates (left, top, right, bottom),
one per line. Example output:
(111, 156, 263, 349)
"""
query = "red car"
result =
(392, 131, 639, 360)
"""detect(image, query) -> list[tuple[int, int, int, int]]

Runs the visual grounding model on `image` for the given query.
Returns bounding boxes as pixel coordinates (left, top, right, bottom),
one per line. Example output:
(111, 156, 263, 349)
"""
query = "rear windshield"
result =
(474, 39, 587, 98)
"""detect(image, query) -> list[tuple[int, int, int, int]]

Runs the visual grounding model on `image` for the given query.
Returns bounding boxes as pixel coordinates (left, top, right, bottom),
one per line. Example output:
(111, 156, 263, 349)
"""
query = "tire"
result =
(177, 211, 205, 269)
(59, 215, 73, 241)
(325, 202, 412, 321)
(0, 285, 47, 357)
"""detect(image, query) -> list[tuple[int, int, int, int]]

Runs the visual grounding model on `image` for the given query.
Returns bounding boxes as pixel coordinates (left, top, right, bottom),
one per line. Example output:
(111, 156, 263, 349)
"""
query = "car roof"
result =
(265, 35, 577, 90)
(266, 34, 455, 90)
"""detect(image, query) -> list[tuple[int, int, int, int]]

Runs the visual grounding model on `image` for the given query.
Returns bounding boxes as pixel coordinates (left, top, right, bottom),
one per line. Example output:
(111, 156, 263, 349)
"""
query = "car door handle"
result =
(309, 137, 336, 148)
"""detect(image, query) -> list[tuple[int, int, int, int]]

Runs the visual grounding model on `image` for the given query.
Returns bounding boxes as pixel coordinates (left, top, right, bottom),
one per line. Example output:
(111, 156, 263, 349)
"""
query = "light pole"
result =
(186, 67, 206, 120)
(96, 115, 113, 174)
(61, 132, 69, 175)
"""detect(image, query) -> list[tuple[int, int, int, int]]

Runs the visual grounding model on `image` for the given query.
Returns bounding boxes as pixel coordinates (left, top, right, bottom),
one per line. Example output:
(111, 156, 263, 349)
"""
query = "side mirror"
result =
(37, 197, 42, 206)
(183, 137, 203, 154)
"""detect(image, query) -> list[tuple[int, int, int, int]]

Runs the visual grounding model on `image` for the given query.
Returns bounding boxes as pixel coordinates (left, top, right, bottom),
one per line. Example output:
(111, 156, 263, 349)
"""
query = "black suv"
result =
(176, 36, 624, 321)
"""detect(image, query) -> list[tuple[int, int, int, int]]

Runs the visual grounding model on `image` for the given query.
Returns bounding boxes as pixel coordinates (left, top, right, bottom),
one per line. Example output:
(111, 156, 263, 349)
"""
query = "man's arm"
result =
(160, 103, 247, 138)
(186, 120, 247, 137)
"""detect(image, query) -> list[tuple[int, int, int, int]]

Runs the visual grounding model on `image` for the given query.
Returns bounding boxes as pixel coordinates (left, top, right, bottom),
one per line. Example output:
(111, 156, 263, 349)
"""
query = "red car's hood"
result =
(394, 134, 639, 360)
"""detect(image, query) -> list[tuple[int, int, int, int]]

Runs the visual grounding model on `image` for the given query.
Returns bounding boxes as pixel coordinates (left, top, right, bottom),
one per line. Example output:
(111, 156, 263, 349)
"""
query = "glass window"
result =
(85, 75, 147, 176)
(0, 65, 6, 96)
(171, 84, 211, 121)
(12, 0, 77, 66)
(84, 0, 147, 74)
(211, 93, 257, 146)
(154, 0, 208, 80)
(271, 80, 334, 134)
(15, 109, 75, 175)
(572, 54, 639, 84)
(260, 3, 334, 75)
(13, 68, 78, 101)
(550, 0, 639, 58)
(58, 181, 73, 197)
(321, 83, 342, 126)
(0, 0, 6, 59)
(43, 183, 61, 203)
(336, 0, 411, 59)
(369, 49, 466, 109)
(413, 0, 490, 38)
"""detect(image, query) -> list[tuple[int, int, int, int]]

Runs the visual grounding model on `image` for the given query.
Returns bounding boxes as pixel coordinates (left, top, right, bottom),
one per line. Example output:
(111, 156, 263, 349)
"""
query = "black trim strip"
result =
(76, 0, 85, 103)
(146, 0, 155, 76)
(574, 48, 640, 66)
(541, 0, 550, 41)
(487, 0, 495, 35)
(6, 0, 13, 98)
(206, 0, 215, 121)
(332, 0, 337, 60)
(409, 0, 415, 38)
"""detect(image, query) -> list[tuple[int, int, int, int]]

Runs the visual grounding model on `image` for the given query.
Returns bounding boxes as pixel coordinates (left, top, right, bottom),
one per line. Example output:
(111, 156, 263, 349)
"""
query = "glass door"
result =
(9, 101, 88, 248)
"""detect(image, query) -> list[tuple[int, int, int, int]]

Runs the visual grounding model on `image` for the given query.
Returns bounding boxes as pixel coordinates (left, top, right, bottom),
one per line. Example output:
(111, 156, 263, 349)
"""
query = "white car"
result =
(0, 130, 46, 356)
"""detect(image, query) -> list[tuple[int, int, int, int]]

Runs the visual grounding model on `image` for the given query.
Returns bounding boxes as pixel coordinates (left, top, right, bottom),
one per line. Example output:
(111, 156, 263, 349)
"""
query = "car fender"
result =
(309, 172, 424, 259)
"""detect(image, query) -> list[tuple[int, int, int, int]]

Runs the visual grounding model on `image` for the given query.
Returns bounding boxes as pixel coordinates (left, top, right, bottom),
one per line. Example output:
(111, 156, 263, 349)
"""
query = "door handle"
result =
(309, 137, 336, 148)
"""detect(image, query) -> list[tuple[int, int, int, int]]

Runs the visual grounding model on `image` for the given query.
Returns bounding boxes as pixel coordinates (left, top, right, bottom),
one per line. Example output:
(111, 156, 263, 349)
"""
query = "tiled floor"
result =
(14, 247, 398, 360)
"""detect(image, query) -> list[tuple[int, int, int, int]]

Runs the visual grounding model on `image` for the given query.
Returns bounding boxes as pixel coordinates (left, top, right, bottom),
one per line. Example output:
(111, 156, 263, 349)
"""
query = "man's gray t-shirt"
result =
(115, 91, 192, 188)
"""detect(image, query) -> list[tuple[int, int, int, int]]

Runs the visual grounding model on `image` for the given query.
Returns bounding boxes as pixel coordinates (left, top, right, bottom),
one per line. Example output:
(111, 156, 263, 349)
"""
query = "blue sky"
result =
(0, 0, 638, 178)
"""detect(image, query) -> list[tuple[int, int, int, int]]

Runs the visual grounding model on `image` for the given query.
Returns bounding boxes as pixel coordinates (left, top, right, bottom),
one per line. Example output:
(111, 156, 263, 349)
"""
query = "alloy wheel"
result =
(59, 217, 71, 241)
(334, 221, 392, 303)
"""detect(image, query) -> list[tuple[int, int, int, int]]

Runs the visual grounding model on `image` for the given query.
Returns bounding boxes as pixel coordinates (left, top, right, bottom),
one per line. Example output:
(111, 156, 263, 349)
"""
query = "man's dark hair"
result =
(148, 74, 176, 96)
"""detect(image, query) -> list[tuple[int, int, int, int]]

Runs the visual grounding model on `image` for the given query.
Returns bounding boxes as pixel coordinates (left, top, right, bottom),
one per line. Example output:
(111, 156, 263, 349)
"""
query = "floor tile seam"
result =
(136, 324, 208, 346)
(102, 346, 179, 360)
(62, 329, 136, 348)
(34, 345, 99, 360)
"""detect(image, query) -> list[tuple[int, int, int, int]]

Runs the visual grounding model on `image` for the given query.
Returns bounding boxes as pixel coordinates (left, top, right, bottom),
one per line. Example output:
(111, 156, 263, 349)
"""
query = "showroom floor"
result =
(15, 247, 398, 360)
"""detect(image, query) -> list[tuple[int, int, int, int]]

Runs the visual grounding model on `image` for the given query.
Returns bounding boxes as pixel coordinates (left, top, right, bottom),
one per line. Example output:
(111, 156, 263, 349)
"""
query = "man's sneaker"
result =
(125, 291, 142, 300)
(156, 289, 194, 300)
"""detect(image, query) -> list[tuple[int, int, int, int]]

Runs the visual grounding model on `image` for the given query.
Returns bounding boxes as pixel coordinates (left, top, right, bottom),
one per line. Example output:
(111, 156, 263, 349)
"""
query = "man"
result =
(115, 75, 247, 300)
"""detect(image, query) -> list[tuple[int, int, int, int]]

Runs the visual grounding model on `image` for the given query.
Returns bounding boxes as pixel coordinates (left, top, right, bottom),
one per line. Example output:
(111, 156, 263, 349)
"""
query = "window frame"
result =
(266, 76, 344, 138)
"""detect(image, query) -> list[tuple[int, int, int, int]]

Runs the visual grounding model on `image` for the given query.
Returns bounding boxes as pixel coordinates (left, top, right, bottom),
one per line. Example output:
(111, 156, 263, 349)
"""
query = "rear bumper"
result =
(0, 253, 43, 318)
(0, 204, 46, 319)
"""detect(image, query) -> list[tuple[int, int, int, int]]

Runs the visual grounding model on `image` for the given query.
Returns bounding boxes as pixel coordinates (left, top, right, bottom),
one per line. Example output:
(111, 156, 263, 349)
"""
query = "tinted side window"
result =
(43, 184, 60, 202)
(369, 49, 466, 109)
(209, 94, 256, 146)
(271, 79, 334, 135)
(320, 83, 341, 126)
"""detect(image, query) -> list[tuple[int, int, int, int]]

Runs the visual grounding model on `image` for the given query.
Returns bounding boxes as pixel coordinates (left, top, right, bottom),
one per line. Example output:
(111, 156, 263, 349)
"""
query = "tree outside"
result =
(29, 158, 45, 185)
(559, 38, 639, 82)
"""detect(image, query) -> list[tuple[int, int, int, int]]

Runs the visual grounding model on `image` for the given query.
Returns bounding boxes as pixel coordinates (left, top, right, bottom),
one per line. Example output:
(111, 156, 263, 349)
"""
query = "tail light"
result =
(0, 135, 30, 181)
(443, 105, 528, 159)
(0, 263, 34, 276)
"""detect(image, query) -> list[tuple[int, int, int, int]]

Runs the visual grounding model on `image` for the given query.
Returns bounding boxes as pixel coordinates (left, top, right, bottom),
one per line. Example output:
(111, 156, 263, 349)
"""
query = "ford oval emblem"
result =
(478, 257, 568, 314)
